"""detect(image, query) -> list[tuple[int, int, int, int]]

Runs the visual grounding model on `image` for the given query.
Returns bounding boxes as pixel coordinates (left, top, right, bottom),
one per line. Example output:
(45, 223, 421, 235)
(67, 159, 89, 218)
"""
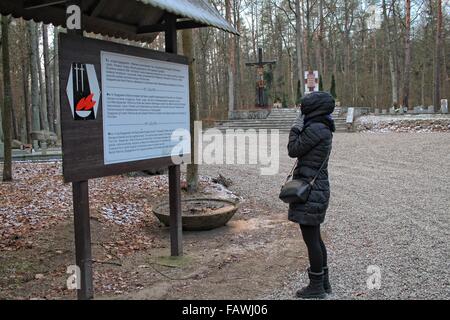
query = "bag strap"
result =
(284, 159, 298, 183)
(310, 147, 331, 186)
(285, 148, 331, 184)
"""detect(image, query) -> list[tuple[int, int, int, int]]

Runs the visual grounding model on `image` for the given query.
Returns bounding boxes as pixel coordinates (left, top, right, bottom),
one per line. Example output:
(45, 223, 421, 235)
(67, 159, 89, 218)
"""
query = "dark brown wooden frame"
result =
(59, 33, 189, 183)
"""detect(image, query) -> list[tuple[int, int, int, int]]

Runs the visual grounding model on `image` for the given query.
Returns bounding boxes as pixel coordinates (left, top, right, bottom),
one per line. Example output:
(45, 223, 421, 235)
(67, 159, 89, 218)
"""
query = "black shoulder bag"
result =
(279, 149, 330, 204)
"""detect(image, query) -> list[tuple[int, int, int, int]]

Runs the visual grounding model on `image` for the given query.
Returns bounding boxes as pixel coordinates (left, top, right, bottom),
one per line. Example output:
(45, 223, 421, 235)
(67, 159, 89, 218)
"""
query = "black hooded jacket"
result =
(287, 92, 335, 226)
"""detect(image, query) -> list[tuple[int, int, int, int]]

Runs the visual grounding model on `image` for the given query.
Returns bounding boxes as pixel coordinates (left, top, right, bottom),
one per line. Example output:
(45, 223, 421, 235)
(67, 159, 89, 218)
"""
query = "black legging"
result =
(299, 224, 328, 273)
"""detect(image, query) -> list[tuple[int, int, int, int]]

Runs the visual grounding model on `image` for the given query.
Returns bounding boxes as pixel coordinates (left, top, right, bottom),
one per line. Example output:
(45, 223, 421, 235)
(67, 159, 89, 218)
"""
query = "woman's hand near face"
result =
(292, 111, 305, 131)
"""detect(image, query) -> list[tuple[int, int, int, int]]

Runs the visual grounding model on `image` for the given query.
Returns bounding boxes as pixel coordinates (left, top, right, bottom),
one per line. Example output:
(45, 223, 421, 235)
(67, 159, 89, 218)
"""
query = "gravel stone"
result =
(198, 132, 450, 300)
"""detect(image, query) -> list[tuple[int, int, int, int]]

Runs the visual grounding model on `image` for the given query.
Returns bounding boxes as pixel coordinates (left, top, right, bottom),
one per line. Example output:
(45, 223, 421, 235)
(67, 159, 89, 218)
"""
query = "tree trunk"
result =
(295, 0, 304, 97)
(318, 0, 325, 75)
(234, 0, 241, 110)
(382, 0, 398, 107)
(22, 59, 31, 144)
(35, 24, 49, 131)
(304, 0, 311, 69)
(10, 95, 18, 140)
(198, 29, 209, 118)
(28, 21, 41, 139)
(182, 29, 199, 193)
(54, 27, 61, 141)
(2, 16, 13, 181)
(373, 34, 379, 109)
(226, 0, 235, 114)
(421, 65, 425, 106)
(402, 0, 411, 110)
(43, 24, 55, 132)
(433, 0, 442, 109)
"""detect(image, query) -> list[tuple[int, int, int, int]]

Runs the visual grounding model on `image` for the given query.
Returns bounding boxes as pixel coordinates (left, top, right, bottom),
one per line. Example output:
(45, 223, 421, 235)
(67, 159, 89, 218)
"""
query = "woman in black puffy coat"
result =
(287, 91, 335, 299)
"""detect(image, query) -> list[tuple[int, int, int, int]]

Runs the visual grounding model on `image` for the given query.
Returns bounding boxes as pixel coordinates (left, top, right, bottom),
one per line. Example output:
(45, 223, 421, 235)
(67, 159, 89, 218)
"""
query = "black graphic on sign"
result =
(66, 62, 100, 121)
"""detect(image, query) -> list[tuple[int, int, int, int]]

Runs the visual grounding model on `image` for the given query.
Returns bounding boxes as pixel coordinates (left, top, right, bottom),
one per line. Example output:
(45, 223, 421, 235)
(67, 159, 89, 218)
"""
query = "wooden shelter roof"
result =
(0, 0, 238, 42)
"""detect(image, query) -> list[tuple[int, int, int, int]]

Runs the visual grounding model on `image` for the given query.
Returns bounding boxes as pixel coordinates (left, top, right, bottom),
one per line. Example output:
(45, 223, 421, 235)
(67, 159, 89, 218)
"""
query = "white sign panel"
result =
(101, 51, 190, 165)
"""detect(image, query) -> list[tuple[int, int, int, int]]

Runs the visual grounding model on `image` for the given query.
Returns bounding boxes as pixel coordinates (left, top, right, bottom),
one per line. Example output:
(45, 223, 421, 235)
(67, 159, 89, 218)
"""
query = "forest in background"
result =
(0, 0, 449, 145)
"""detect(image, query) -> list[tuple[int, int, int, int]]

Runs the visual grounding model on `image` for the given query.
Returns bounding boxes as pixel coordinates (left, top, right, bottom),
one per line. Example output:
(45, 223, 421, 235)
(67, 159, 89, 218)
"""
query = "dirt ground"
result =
(0, 163, 308, 300)
(1, 132, 449, 300)
(1, 211, 306, 300)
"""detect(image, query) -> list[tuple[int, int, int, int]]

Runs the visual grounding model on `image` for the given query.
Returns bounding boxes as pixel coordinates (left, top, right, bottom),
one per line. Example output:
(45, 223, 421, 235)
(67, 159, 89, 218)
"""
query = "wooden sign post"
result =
(61, 3, 187, 299)
(164, 14, 183, 257)
(66, 0, 93, 301)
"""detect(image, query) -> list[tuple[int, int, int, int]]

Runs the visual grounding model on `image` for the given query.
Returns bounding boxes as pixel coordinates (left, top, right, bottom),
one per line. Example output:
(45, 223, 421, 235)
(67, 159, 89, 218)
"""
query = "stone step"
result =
(215, 106, 351, 133)
(221, 115, 346, 121)
(216, 122, 347, 126)
(216, 126, 352, 133)
(216, 123, 351, 130)
(217, 120, 296, 124)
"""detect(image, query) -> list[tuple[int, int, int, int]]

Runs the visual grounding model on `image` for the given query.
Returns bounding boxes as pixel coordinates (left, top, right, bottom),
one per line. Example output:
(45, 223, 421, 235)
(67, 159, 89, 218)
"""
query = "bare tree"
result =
(54, 27, 61, 141)
(434, 0, 443, 109)
(383, 0, 399, 108)
(21, 22, 32, 144)
(403, 0, 411, 110)
(1, 16, 12, 181)
(226, 0, 236, 115)
(28, 21, 40, 140)
(182, 29, 199, 193)
(43, 24, 54, 132)
(295, 0, 304, 97)
(35, 23, 49, 131)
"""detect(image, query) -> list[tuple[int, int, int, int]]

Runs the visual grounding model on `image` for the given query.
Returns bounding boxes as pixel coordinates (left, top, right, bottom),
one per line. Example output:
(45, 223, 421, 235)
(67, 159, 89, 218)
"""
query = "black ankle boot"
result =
(323, 266, 332, 294)
(296, 269, 326, 299)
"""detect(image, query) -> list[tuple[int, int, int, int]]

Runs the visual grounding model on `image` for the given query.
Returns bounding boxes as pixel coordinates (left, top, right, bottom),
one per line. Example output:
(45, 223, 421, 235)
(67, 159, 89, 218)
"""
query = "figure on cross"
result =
(246, 48, 276, 108)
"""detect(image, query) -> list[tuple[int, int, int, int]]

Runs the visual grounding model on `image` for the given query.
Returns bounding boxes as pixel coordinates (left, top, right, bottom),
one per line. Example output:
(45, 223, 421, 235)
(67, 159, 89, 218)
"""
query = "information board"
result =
(59, 34, 190, 182)
(101, 52, 190, 164)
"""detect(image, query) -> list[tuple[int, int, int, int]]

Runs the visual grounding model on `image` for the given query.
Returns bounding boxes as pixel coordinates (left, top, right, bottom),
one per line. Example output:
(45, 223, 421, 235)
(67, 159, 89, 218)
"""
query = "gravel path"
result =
(198, 132, 450, 300)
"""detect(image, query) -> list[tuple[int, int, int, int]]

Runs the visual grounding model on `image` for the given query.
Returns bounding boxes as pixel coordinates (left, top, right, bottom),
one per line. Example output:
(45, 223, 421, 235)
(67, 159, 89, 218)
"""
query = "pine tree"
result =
(330, 74, 337, 98)
(2, 16, 13, 181)
(282, 94, 288, 108)
(296, 80, 302, 105)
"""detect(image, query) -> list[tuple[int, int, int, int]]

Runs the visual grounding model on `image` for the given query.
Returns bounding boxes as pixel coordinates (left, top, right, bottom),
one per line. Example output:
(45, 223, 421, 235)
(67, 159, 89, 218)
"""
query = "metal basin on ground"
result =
(153, 198, 239, 231)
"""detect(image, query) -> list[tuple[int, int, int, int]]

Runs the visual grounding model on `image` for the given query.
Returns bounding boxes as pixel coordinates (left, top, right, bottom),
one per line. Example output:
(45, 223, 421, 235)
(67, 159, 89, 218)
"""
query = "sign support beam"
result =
(66, 0, 94, 300)
(165, 14, 183, 257)
(72, 180, 93, 300)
